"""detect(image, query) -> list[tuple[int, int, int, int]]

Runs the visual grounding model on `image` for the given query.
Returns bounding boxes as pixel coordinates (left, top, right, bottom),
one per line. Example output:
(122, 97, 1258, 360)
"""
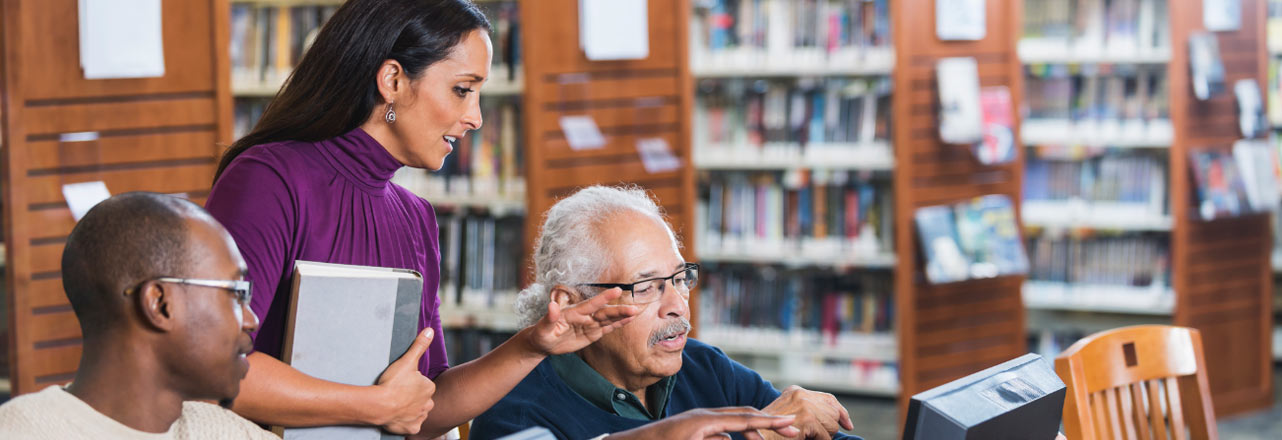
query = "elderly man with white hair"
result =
(471, 185, 860, 440)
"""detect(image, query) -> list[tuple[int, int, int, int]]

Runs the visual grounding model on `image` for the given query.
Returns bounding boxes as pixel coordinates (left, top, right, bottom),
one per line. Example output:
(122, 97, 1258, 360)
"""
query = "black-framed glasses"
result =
(579, 263, 699, 304)
(126, 277, 252, 305)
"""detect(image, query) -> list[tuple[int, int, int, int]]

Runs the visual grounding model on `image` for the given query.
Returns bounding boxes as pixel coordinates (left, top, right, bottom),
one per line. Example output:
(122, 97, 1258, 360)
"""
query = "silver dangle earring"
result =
(384, 102, 397, 124)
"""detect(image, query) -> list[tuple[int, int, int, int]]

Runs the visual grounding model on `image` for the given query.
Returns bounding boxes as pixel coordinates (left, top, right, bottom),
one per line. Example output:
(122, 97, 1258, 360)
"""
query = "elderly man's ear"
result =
(550, 286, 577, 307)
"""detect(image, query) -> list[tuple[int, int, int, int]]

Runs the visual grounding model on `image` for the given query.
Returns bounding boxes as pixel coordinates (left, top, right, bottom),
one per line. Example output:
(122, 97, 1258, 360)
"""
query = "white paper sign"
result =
(1205, 0, 1242, 32)
(636, 138, 681, 173)
(63, 181, 112, 221)
(559, 116, 607, 151)
(79, 0, 165, 79)
(938, 58, 984, 144)
(580, 0, 649, 60)
(936, 0, 986, 41)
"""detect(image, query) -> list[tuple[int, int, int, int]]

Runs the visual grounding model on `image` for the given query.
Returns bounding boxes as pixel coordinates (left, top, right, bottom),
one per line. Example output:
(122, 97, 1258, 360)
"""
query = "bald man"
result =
(0, 192, 276, 439)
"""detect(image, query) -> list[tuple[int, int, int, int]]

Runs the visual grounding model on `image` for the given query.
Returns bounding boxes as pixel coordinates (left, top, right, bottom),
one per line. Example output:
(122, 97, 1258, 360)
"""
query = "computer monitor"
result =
(903, 353, 1066, 440)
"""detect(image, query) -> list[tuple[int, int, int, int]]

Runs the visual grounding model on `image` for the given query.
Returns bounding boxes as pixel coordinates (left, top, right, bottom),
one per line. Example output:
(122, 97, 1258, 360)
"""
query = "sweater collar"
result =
(316, 127, 403, 191)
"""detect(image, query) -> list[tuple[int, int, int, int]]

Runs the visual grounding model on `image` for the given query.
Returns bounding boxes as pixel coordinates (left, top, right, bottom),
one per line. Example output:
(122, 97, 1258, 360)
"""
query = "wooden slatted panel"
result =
(520, 0, 697, 325)
(1167, 0, 1274, 417)
(2, 0, 234, 395)
(891, 0, 1026, 420)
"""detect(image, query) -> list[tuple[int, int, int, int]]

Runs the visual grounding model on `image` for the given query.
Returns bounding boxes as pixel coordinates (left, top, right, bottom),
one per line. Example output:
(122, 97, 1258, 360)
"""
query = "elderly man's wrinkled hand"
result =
(527, 287, 639, 356)
(608, 407, 801, 440)
(761, 386, 853, 440)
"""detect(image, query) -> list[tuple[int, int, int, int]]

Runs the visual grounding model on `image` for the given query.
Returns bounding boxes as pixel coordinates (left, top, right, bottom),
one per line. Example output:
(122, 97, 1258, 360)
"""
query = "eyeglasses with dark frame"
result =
(125, 277, 252, 305)
(578, 263, 699, 304)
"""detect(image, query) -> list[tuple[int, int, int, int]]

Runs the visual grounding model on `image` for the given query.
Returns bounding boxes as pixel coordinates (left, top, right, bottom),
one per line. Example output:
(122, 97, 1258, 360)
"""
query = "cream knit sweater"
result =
(0, 386, 279, 439)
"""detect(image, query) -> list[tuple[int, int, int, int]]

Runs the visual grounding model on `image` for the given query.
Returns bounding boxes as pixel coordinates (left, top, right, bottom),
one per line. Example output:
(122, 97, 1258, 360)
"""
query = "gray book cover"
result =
(278, 260, 423, 440)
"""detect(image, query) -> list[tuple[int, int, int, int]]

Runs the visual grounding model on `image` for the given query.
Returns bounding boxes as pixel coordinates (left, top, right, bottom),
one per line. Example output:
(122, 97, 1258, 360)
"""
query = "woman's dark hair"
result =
(214, 0, 491, 182)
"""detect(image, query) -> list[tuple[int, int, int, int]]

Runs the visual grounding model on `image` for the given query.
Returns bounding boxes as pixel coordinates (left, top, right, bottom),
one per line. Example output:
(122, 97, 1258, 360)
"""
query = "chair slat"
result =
(1093, 391, 1112, 440)
(1118, 384, 1139, 440)
(1132, 381, 1154, 440)
(1165, 377, 1187, 440)
(1106, 387, 1125, 440)
(1147, 379, 1168, 440)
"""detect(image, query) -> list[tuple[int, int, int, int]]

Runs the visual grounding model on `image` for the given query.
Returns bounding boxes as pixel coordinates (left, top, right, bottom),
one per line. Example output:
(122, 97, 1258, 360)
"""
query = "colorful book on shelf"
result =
(974, 86, 1017, 165)
(915, 195, 1029, 284)
(1189, 148, 1251, 220)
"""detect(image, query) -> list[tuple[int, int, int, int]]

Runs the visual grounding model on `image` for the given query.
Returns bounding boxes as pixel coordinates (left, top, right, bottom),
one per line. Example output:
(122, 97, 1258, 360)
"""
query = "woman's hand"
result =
(372, 328, 437, 434)
(526, 288, 638, 356)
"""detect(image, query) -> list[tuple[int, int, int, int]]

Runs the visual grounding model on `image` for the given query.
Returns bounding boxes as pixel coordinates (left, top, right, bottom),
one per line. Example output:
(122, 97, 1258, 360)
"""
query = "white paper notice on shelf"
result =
(63, 181, 111, 221)
(636, 138, 681, 174)
(78, 0, 165, 79)
(1204, 0, 1242, 32)
(579, 0, 649, 61)
(936, 0, 986, 41)
(559, 116, 607, 151)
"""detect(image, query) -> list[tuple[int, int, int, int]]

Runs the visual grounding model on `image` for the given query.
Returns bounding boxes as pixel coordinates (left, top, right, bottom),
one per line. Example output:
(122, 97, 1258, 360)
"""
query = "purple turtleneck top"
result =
(206, 128, 447, 378)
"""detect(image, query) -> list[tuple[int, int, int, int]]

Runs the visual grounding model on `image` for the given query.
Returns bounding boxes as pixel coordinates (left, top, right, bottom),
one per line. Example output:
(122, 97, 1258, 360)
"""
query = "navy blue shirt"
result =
(471, 339, 863, 440)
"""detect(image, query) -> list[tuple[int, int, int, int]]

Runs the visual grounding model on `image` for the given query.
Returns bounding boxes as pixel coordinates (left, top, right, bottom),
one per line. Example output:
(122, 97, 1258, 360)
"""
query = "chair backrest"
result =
(1055, 325, 1218, 440)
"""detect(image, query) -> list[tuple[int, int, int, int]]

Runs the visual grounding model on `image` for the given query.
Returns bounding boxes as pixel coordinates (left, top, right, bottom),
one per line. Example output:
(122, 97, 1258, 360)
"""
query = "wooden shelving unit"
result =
(889, 0, 1029, 417)
(1167, 0, 1274, 416)
(1, 0, 235, 395)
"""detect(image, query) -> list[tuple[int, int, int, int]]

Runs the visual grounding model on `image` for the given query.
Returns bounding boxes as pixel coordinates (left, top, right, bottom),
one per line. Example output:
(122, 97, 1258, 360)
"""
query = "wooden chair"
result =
(1055, 325, 1218, 440)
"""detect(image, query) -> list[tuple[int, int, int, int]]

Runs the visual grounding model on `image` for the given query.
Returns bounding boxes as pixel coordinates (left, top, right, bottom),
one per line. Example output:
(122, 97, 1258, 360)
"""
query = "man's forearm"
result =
(232, 352, 388, 427)
(415, 327, 547, 437)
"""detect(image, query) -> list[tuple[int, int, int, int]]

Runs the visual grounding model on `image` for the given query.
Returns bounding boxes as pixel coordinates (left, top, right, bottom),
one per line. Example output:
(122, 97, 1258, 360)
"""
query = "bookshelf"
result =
(1021, 0, 1274, 416)
(688, 0, 899, 397)
(1, 0, 235, 395)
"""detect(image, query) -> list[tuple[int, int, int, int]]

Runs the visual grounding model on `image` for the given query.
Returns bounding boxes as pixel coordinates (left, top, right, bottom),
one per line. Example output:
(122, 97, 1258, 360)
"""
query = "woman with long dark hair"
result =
(205, 0, 638, 436)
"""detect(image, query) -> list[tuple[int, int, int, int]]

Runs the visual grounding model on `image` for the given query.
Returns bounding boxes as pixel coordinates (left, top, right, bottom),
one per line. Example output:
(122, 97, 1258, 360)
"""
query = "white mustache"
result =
(648, 318, 691, 346)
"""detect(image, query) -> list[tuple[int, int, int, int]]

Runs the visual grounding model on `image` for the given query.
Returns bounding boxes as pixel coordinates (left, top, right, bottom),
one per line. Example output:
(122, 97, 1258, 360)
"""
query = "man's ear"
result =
(135, 281, 177, 332)
(549, 285, 578, 308)
(375, 59, 406, 104)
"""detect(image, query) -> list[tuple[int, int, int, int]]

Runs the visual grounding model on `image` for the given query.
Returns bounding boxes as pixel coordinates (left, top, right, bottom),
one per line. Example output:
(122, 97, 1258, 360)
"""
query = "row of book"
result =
(230, 4, 338, 86)
(437, 213, 524, 309)
(1026, 233, 1169, 287)
(391, 99, 526, 201)
(698, 170, 893, 257)
(233, 98, 269, 140)
(442, 328, 515, 365)
(1023, 154, 1167, 206)
(694, 78, 891, 147)
(1021, 0, 1170, 53)
(698, 267, 893, 339)
(692, 0, 891, 55)
(1024, 65, 1169, 125)
(229, 1, 523, 87)
(915, 195, 1029, 284)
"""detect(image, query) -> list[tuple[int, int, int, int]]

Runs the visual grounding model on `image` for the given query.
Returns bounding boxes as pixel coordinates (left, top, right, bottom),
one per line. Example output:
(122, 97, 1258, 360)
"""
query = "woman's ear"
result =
(375, 59, 405, 103)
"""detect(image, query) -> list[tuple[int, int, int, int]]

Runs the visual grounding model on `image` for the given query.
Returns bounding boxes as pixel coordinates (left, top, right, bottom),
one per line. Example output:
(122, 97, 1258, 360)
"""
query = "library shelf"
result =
(699, 327, 897, 363)
(439, 293, 522, 332)
(690, 48, 895, 78)
(698, 247, 896, 269)
(1021, 201, 1172, 231)
(1022, 281, 1175, 315)
(1021, 119, 1174, 148)
(1016, 40, 1172, 65)
(232, 71, 524, 99)
(1274, 325, 1281, 362)
(418, 193, 526, 215)
(693, 142, 894, 171)
(230, 0, 345, 7)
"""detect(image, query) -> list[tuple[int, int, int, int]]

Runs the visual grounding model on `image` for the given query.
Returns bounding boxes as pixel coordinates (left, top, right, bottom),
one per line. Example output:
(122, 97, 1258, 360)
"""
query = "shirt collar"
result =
(548, 353, 676, 421)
